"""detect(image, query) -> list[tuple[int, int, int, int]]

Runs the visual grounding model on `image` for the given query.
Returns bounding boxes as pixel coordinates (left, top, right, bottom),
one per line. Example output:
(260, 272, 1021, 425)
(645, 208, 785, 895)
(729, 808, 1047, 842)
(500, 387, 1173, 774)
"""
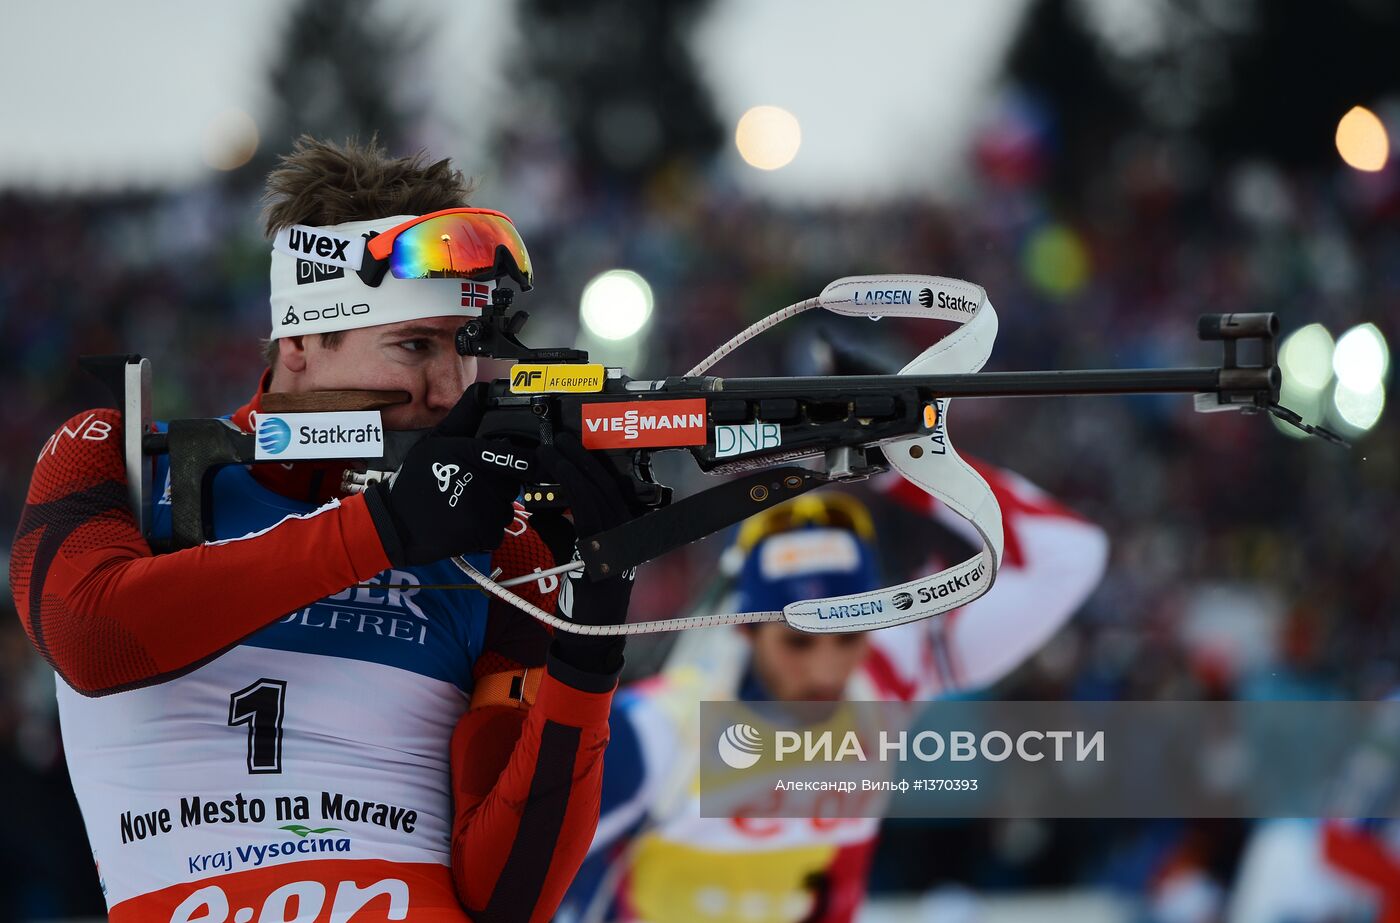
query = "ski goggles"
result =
(274, 208, 534, 291)
(735, 492, 877, 553)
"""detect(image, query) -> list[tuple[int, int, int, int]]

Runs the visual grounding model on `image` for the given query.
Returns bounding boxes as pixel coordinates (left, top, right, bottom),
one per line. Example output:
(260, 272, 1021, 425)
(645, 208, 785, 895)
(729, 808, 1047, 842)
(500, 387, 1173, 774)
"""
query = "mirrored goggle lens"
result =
(386, 212, 533, 289)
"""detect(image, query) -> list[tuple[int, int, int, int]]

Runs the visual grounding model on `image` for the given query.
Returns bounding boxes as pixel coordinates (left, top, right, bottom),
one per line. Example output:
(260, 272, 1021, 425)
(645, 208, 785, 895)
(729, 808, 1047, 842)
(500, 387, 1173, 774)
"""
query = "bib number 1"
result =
(228, 679, 287, 774)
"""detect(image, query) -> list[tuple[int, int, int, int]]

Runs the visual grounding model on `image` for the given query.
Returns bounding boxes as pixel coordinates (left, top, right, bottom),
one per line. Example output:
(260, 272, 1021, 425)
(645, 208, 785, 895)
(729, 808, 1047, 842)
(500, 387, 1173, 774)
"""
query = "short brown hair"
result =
(262, 134, 475, 236)
(259, 135, 476, 365)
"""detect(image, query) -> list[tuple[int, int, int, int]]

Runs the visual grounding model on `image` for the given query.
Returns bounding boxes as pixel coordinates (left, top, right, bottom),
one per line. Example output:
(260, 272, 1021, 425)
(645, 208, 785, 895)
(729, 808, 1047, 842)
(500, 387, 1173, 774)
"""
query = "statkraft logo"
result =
(256, 416, 293, 455)
(718, 723, 764, 769)
(252, 411, 386, 461)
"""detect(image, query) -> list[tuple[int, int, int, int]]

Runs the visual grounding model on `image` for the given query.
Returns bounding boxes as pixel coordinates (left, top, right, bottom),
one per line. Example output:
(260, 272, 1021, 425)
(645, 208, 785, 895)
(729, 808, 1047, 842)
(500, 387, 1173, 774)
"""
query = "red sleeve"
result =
(9, 408, 391, 696)
(447, 515, 617, 921)
(449, 657, 616, 923)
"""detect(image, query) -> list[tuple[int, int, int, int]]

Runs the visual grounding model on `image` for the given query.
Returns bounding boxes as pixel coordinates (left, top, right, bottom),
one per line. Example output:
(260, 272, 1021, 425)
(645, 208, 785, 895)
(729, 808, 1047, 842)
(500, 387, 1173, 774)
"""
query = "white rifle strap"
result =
(782, 275, 1003, 632)
(454, 274, 1004, 635)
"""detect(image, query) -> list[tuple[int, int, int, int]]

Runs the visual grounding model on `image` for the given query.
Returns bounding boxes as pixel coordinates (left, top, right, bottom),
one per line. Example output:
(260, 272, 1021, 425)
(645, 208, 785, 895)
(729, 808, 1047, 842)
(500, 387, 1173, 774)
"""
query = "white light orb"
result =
(580, 270, 654, 341)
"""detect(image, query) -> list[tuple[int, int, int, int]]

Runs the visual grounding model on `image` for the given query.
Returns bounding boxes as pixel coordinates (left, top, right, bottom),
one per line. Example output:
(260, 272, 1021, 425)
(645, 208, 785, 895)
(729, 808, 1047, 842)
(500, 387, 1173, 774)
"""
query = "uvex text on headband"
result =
(268, 209, 533, 339)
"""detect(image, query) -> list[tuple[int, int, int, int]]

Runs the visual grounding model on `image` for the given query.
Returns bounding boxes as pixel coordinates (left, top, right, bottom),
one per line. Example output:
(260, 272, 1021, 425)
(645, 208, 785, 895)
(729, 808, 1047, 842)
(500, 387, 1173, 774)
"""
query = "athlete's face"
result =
(746, 624, 871, 701)
(275, 317, 478, 430)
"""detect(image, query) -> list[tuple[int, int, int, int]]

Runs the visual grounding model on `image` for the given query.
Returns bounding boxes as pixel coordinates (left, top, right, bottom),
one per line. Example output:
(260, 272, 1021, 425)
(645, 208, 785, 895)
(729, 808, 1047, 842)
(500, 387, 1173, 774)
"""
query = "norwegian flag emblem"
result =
(461, 282, 492, 309)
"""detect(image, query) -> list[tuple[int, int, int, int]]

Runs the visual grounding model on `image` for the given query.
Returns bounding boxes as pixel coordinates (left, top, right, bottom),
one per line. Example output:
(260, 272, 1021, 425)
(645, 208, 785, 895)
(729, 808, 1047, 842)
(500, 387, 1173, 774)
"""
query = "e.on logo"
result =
(169, 877, 408, 922)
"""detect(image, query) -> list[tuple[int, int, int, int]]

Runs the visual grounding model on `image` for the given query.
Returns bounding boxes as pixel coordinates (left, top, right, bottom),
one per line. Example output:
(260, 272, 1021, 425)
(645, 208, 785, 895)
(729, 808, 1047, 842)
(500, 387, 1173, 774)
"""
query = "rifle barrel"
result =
(722, 368, 1232, 398)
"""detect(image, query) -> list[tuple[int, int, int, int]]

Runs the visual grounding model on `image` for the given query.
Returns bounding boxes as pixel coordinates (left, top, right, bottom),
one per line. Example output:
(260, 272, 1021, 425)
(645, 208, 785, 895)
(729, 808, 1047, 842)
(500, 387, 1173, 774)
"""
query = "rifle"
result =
(82, 274, 1344, 635)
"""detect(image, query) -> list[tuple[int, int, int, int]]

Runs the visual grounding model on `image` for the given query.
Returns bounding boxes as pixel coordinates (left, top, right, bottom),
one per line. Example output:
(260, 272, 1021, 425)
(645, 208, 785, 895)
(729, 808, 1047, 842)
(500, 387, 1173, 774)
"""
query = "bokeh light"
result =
(735, 105, 802, 171)
(1335, 105, 1389, 172)
(1331, 380, 1386, 431)
(580, 269, 654, 341)
(1023, 224, 1090, 299)
(201, 108, 259, 171)
(1278, 323, 1335, 392)
(1332, 322, 1389, 391)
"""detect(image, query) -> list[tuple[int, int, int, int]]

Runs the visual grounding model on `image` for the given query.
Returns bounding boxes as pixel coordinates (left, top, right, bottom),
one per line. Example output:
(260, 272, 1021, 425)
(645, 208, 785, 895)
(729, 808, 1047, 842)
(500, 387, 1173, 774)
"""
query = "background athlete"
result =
(558, 470, 1108, 923)
(10, 137, 634, 922)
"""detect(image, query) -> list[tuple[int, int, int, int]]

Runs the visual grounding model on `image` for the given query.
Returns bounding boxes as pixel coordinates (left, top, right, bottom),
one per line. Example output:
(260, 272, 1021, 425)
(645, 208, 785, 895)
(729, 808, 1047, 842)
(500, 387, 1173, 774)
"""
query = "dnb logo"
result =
(256, 417, 293, 456)
(718, 723, 764, 769)
(296, 258, 344, 285)
(892, 592, 914, 611)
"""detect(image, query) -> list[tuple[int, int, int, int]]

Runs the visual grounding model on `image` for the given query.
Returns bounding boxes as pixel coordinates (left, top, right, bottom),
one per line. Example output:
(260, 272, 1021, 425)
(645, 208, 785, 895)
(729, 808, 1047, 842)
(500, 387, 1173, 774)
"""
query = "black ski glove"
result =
(364, 384, 535, 566)
(536, 432, 643, 675)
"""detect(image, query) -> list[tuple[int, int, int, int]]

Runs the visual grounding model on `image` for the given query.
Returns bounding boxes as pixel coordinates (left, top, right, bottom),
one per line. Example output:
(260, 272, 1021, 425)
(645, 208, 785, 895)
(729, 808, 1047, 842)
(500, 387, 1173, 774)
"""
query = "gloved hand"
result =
(364, 384, 535, 566)
(536, 432, 642, 675)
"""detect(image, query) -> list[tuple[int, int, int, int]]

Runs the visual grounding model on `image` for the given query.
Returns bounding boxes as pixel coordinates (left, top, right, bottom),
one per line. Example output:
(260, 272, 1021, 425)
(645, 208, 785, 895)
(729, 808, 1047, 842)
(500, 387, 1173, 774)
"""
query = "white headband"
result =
(268, 214, 492, 339)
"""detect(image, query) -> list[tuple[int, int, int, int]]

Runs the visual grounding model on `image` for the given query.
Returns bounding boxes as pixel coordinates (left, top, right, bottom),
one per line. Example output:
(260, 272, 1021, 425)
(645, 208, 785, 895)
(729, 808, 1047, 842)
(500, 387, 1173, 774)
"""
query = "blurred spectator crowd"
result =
(0, 107, 1396, 919)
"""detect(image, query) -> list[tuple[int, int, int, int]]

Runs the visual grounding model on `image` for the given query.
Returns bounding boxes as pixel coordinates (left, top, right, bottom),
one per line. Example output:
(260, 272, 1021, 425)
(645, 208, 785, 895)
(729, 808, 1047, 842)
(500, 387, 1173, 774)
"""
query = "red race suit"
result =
(10, 380, 616, 923)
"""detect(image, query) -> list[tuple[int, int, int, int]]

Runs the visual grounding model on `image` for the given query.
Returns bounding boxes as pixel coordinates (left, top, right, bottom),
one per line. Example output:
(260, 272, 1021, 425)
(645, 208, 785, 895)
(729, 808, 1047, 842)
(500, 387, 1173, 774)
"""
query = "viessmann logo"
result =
(580, 399, 708, 449)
